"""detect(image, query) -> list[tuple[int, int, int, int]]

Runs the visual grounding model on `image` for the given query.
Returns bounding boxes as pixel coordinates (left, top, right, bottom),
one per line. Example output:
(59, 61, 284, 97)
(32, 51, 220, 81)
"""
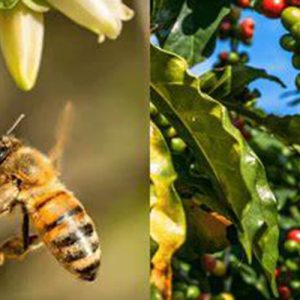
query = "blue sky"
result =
(192, 9, 300, 116)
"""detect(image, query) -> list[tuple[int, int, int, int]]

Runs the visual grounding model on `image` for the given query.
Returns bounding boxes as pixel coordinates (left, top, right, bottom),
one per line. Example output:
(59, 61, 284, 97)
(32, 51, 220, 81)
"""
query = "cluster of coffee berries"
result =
(219, 7, 255, 45)
(216, 5, 255, 69)
(278, 6, 300, 89)
(150, 102, 187, 154)
(232, 116, 252, 140)
(276, 229, 300, 300)
(172, 260, 202, 300)
(200, 255, 235, 300)
(170, 256, 234, 300)
(251, 1, 300, 87)
(201, 254, 227, 278)
(215, 51, 249, 67)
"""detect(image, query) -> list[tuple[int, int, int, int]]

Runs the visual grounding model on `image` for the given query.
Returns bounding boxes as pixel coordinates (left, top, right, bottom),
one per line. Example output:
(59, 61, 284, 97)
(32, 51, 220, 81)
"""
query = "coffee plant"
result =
(151, 1, 300, 299)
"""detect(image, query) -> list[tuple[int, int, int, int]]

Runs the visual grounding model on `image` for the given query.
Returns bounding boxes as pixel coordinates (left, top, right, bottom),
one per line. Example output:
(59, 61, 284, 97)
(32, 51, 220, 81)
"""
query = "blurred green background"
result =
(0, 1, 148, 299)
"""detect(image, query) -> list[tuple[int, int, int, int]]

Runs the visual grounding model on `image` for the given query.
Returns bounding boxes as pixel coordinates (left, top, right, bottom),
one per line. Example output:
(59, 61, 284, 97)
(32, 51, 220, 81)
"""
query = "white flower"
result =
(0, 0, 134, 91)
(0, 3, 44, 91)
(47, 0, 134, 42)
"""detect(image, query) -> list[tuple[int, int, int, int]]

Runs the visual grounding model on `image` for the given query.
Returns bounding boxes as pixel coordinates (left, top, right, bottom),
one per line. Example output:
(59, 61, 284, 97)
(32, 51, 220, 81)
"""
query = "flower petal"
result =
(0, 3, 44, 91)
(47, 0, 134, 41)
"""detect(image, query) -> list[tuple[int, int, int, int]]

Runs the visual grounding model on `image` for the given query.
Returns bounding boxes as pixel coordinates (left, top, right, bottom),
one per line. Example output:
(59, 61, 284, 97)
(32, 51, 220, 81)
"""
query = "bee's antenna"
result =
(6, 114, 26, 135)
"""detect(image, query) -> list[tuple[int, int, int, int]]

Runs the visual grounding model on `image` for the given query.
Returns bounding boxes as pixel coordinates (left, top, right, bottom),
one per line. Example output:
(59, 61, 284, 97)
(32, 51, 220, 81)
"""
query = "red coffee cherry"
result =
(240, 18, 255, 39)
(261, 0, 287, 18)
(287, 229, 300, 243)
(219, 51, 229, 61)
(233, 117, 245, 130)
(220, 20, 232, 34)
(219, 20, 232, 39)
(241, 129, 252, 141)
(201, 254, 217, 272)
(278, 285, 291, 300)
(198, 293, 212, 300)
(237, 0, 251, 7)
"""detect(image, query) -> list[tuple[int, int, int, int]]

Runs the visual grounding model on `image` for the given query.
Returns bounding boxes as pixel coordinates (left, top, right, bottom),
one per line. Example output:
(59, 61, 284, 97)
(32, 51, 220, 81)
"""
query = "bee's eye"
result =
(0, 147, 9, 164)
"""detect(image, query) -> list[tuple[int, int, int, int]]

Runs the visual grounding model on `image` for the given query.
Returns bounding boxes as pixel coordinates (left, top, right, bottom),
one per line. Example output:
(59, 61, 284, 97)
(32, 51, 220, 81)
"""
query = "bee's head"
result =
(0, 136, 22, 164)
(0, 114, 25, 165)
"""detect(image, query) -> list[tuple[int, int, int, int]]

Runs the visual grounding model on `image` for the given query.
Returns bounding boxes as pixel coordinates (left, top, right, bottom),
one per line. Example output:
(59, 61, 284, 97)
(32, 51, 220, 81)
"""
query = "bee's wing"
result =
(49, 101, 74, 170)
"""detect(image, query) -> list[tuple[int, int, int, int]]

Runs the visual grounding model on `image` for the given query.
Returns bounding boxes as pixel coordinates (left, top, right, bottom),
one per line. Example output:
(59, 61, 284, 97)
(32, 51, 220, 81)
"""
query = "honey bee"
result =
(0, 103, 101, 281)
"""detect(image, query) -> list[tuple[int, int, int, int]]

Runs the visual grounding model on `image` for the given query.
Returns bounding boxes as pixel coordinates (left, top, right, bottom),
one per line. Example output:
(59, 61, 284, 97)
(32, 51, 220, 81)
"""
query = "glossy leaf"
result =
(262, 115, 300, 146)
(151, 0, 185, 44)
(224, 103, 300, 148)
(230, 255, 271, 299)
(200, 65, 286, 101)
(199, 67, 300, 149)
(163, 0, 230, 66)
(151, 45, 279, 294)
(150, 121, 186, 300)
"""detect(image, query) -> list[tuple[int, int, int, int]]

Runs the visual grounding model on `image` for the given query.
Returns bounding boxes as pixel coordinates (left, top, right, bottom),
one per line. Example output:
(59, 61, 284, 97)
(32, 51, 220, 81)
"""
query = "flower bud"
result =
(0, 3, 44, 91)
(47, 0, 134, 42)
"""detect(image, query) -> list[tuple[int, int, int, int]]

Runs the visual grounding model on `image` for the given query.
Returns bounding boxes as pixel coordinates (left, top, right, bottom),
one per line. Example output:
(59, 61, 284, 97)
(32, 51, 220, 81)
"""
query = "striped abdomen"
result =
(30, 190, 101, 281)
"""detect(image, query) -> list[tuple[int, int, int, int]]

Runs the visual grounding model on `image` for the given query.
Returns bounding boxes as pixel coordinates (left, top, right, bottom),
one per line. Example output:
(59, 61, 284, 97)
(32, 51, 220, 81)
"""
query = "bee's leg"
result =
(0, 200, 42, 266)
(48, 101, 74, 171)
(0, 181, 19, 216)
(14, 200, 35, 252)
(21, 202, 30, 251)
(0, 234, 43, 265)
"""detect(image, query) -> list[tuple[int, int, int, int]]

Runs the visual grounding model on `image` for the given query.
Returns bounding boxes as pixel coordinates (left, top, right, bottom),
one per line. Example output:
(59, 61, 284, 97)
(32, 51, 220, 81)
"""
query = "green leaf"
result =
(222, 103, 300, 148)
(225, 65, 286, 98)
(200, 65, 286, 101)
(151, 45, 279, 294)
(230, 255, 271, 299)
(198, 66, 300, 150)
(262, 115, 300, 146)
(200, 66, 232, 100)
(0, 0, 19, 10)
(163, 0, 230, 66)
(151, 43, 194, 86)
(151, 0, 185, 44)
